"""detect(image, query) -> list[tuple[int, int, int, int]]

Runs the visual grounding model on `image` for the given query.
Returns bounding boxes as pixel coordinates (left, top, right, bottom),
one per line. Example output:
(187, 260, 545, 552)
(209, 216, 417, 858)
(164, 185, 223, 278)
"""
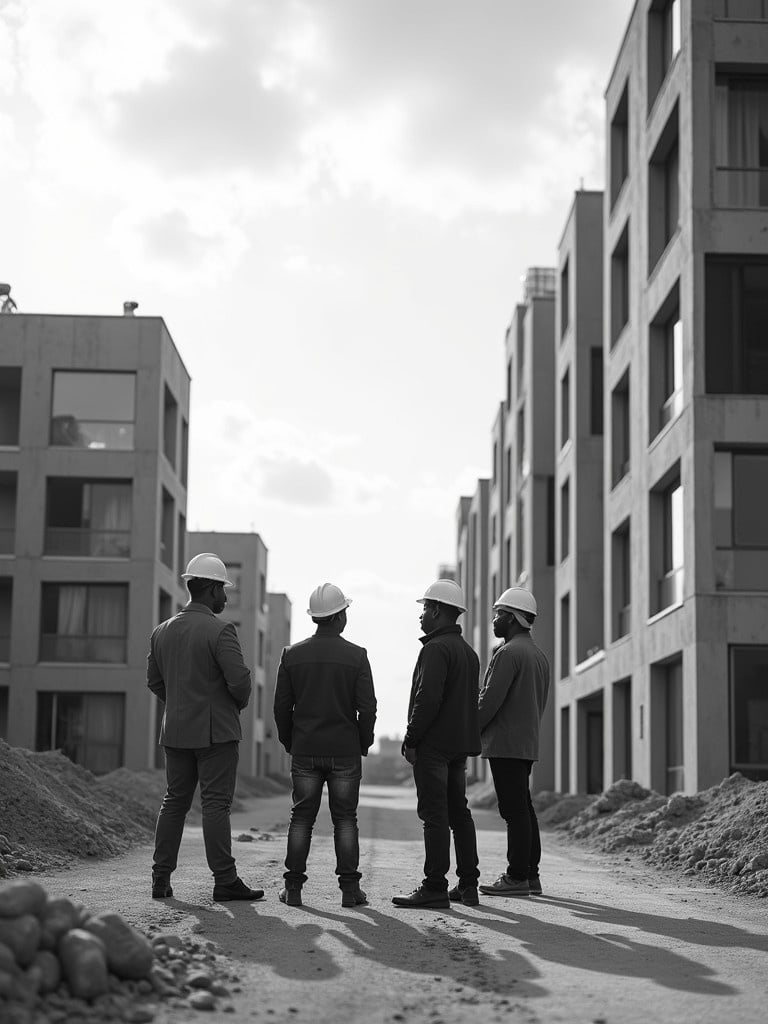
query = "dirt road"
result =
(36, 785, 768, 1024)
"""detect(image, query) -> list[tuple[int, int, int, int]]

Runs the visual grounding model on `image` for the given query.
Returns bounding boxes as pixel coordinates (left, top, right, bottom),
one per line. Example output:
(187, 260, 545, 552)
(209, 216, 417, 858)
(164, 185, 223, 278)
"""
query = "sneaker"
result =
(213, 877, 264, 902)
(447, 885, 479, 906)
(528, 875, 543, 896)
(151, 876, 173, 899)
(392, 886, 450, 909)
(279, 886, 302, 907)
(341, 887, 368, 908)
(478, 874, 530, 897)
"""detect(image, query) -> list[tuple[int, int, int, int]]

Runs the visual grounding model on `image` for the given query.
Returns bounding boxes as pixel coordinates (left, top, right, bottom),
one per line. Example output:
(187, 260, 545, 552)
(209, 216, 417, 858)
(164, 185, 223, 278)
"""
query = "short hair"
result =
(311, 610, 343, 625)
(424, 599, 461, 624)
(187, 577, 214, 598)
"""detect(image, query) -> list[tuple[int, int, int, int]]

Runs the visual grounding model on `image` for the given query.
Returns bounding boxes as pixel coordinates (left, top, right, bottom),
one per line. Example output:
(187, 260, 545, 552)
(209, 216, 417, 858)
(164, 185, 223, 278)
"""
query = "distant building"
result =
(264, 591, 292, 778)
(186, 531, 269, 778)
(0, 312, 190, 773)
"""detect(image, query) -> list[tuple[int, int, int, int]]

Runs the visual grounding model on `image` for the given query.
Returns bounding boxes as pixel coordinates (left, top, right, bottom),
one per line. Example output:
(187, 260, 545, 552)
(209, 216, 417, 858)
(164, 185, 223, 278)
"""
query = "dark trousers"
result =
(153, 741, 239, 885)
(284, 755, 362, 890)
(488, 756, 541, 881)
(412, 746, 479, 892)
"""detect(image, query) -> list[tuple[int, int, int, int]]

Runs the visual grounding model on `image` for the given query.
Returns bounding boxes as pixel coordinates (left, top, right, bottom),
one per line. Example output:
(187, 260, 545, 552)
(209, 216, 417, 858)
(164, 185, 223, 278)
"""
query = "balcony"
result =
(714, 167, 768, 208)
(44, 528, 130, 558)
(39, 635, 127, 663)
(658, 567, 683, 610)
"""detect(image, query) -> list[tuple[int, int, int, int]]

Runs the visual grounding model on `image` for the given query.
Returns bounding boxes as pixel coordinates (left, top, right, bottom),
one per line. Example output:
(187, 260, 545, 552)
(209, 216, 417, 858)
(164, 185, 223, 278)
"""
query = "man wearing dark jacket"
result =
(274, 582, 376, 908)
(147, 552, 263, 903)
(392, 580, 482, 909)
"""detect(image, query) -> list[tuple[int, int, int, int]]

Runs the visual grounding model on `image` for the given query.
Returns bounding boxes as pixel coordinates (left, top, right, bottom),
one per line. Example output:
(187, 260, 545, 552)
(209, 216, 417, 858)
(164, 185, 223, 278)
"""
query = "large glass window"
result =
(611, 222, 630, 346)
(560, 259, 570, 338)
(590, 348, 604, 435)
(648, 106, 680, 271)
(0, 471, 16, 555)
(0, 577, 11, 662)
(611, 371, 630, 487)
(612, 519, 631, 640)
(714, 450, 768, 589)
(730, 645, 768, 781)
(36, 692, 124, 774)
(610, 83, 629, 208)
(40, 583, 128, 662)
(648, 0, 681, 111)
(650, 284, 683, 439)
(706, 256, 768, 394)
(50, 372, 136, 450)
(45, 479, 131, 557)
(560, 368, 571, 449)
(0, 368, 21, 446)
(163, 386, 178, 468)
(560, 479, 570, 562)
(650, 469, 683, 614)
(715, 75, 768, 207)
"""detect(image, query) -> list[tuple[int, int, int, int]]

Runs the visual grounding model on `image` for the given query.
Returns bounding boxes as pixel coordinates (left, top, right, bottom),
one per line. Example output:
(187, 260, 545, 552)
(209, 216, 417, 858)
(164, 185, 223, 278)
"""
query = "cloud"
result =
(408, 465, 491, 516)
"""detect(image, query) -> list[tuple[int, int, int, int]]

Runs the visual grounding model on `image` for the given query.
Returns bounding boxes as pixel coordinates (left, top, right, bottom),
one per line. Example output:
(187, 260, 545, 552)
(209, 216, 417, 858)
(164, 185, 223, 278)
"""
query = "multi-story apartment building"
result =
(0, 309, 190, 773)
(553, 191, 606, 794)
(264, 590, 292, 778)
(186, 531, 269, 778)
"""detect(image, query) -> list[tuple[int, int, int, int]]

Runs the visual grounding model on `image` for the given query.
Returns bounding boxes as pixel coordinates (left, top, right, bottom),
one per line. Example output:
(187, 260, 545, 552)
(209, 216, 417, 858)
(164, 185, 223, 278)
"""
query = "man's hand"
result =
(402, 744, 417, 765)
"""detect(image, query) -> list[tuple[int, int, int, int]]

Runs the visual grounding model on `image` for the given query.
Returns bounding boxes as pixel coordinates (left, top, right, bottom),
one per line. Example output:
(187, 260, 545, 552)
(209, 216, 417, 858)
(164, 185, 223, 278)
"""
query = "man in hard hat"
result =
(476, 587, 550, 898)
(147, 552, 263, 903)
(274, 583, 376, 908)
(392, 580, 482, 909)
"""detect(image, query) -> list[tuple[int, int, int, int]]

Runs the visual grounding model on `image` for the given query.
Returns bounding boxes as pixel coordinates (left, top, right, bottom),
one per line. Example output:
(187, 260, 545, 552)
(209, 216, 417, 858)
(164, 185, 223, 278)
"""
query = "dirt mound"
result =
(0, 741, 155, 876)
(555, 773, 768, 897)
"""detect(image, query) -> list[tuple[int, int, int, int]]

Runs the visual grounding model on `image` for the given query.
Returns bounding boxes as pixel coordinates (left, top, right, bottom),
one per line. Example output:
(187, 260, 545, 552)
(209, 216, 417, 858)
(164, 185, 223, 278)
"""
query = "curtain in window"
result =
(55, 586, 87, 660)
(87, 586, 127, 660)
(84, 694, 124, 774)
(716, 81, 764, 205)
(89, 484, 131, 556)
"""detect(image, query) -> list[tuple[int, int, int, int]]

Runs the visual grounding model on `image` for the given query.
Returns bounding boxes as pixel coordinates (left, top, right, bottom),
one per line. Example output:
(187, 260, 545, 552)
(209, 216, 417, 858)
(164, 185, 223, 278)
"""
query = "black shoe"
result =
(448, 885, 479, 906)
(392, 886, 450, 909)
(213, 877, 264, 902)
(152, 876, 173, 899)
(528, 875, 543, 896)
(279, 886, 302, 907)
(341, 887, 368, 908)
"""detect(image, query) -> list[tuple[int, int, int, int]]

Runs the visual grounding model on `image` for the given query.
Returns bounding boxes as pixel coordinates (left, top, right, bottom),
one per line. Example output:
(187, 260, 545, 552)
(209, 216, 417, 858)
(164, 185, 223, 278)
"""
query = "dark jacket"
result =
(404, 625, 481, 756)
(147, 603, 252, 748)
(478, 633, 550, 759)
(273, 624, 377, 756)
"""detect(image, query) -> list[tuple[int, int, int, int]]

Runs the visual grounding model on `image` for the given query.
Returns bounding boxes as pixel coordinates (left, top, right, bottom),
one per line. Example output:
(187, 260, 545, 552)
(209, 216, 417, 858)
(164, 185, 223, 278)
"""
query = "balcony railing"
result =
(50, 417, 134, 450)
(44, 528, 130, 558)
(714, 168, 768, 208)
(0, 528, 14, 555)
(39, 634, 127, 663)
(658, 567, 683, 611)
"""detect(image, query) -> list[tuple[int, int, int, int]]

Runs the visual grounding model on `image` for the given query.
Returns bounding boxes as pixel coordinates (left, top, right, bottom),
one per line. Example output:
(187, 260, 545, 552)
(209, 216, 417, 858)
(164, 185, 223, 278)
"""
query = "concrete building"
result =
(553, 191, 606, 794)
(0, 311, 190, 773)
(264, 590, 292, 778)
(186, 531, 269, 778)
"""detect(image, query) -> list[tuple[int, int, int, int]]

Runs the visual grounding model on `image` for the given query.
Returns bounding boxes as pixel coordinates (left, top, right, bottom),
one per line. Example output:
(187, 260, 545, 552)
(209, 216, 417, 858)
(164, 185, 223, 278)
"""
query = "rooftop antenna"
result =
(123, 301, 139, 316)
(0, 284, 18, 313)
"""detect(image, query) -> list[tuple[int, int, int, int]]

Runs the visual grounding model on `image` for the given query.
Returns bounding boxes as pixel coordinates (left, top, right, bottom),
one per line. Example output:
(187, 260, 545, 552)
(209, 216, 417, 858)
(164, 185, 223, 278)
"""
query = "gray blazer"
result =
(478, 634, 550, 760)
(147, 603, 252, 748)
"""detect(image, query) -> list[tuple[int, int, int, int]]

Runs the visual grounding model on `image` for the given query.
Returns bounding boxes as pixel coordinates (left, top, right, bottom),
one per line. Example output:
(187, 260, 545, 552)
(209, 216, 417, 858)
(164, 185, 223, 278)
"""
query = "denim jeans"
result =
(488, 756, 541, 881)
(284, 755, 362, 890)
(412, 745, 479, 892)
(153, 741, 239, 885)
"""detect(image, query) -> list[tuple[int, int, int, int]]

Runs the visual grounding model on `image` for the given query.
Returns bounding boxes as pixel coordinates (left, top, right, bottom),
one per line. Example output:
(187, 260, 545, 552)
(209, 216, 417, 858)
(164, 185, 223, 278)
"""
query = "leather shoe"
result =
(392, 886, 450, 909)
(152, 876, 173, 899)
(341, 887, 368, 908)
(213, 877, 264, 902)
(447, 885, 479, 906)
(279, 887, 302, 907)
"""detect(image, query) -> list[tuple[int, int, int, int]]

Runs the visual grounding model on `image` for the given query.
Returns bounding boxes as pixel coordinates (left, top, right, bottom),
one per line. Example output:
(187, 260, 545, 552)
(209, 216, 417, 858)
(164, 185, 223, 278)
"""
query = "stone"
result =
(123, 1008, 156, 1023)
(187, 969, 214, 988)
(83, 912, 154, 980)
(0, 881, 47, 919)
(188, 990, 217, 1010)
(0, 940, 18, 974)
(40, 896, 85, 950)
(0, 913, 42, 966)
(58, 928, 109, 999)
(32, 949, 62, 993)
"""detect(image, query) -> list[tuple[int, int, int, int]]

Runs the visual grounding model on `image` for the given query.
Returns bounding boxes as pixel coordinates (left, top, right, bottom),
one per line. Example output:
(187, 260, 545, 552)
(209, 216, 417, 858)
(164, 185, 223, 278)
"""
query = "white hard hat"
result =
(181, 552, 234, 587)
(307, 582, 352, 618)
(417, 579, 467, 612)
(493, 586, 537, 628)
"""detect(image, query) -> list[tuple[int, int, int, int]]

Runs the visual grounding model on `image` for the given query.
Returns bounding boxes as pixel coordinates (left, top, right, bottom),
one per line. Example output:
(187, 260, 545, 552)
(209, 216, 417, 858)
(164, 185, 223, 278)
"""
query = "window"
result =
(517, 406, 528, 478)
(649, 284, 683, 439)
(160, 489, 174, 569)
(706, 256, 768, 394)
(180, 418, 189, 488)
(0, 577, 11, 662)
(560, 706, 571, 792)
(546, 476, 555, 567)
(256, 684, 263, 718)
(258, 630, 265, 668)
(730, 645, 768, 781)
(648, 0, 681, 111)
(0, 368, 21, 446)
(163, 386, 178, 468)
(655, 657, 684, 794)
(517, 323, 525, 398)
(612, 678, 633, 782)
(158, 588, 172, 623)
(40, 583, 128, 662)
(714, 449, 768, 589)
(610, 84, 629, 208)
(0, 471, 16, 555)
(492, 441, 498, 487)
(506, 359, 512, 411)
(611, 371, 630, 487)
(515, 498, 524, 582)
(260, 571, 267, 611)
(45, 479, 131, 557)
(177, 513, 186, 580)
(560, 258, 570, 338)
(590, 348, 604, 435)
(50, 371, 135, 450)
(560, 368, 571, 449)
(715, 74, 768, 207)
(560, 479, 570, 562)
(648, 106, 680, 272)
(36, 692, 124, 774)
(650, 468, 683, 614)
(491, 513, 497, 547)
(610, 222, 630, 346)
(226, 562, 242, 609)
(612, 519, 631, 640)
(504, 537, 512, 590)
(505, 447, 512, 506)
(560, 593, 571, 679)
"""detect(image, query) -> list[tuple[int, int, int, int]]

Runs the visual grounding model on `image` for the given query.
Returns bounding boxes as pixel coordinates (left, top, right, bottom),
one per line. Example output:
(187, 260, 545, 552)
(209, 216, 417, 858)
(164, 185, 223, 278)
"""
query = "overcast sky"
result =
(2, 0, 635, 744)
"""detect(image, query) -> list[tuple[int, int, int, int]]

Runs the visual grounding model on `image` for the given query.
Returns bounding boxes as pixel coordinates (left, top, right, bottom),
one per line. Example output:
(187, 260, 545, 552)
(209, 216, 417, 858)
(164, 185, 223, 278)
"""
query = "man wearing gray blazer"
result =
(147, 552, 263, 903)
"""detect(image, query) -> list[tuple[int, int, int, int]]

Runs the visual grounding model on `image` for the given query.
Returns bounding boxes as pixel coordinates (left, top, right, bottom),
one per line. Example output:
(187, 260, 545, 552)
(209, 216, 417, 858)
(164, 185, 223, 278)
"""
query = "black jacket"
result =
(273, 625, 377, 756)
(404, 625, 481, 756)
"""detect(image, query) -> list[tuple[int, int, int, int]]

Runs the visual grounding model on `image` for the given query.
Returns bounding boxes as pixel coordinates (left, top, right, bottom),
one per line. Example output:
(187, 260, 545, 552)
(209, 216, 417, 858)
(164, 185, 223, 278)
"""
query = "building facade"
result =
(0, 312, 190, 773)
(186, 531, 269, 778)
(264, 590, 292, 778)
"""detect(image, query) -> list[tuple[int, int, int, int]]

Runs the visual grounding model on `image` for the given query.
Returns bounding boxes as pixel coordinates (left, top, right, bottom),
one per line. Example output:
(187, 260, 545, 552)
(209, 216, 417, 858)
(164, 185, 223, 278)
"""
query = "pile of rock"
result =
(0, 879, 238, 1022)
